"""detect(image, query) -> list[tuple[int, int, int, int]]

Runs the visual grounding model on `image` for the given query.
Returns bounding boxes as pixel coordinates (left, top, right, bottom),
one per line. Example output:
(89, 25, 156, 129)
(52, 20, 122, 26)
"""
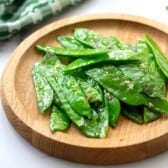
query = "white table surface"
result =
(1, 0, 168, 167)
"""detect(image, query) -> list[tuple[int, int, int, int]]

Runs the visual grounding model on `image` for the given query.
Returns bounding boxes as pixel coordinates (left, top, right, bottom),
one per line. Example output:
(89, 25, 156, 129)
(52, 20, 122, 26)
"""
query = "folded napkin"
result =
(0, 0, 84, 40)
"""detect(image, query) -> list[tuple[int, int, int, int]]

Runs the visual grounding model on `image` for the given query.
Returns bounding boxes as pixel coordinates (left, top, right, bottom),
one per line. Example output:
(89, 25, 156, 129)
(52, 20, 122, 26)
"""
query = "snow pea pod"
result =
(119, 62, 166, 98)
(146, 97, 168, 114)
(143, 107, 160, 123)
(121, 105, 143, 124)
(50, 75, 85, 127)
(78, 77, 102, 103)
(119, 40, 166, 98)
(80, 120, 100, 138)
(50, 106, 70, 132)
(64, 49, 139, 71)
(36, 53, 85, 127)
(32, 64, 54, 113)
(99, 91, 110, 138)
(145, 34, 168, 78)
(80, 90, 109, 138)
(57, 36, 87, 49)
(147, 59, 166, 97)
(74, 28, 120, 49)
(86, 65, 146, 106)
(36, 45, 108, 58)
(107, 94, 121, 127)
(86, 77, 103, 97)
(55, 71, 92, 119)
(41, 52, 92, 118)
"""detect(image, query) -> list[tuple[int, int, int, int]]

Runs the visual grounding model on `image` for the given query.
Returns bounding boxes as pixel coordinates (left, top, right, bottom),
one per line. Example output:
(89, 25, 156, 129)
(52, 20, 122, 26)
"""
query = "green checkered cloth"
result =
(0, 0, 84, 40)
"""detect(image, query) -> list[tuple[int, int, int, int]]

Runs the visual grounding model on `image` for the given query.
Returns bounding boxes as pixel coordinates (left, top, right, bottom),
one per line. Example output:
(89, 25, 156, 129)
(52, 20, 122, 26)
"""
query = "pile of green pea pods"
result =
(32, 28, 168, 138)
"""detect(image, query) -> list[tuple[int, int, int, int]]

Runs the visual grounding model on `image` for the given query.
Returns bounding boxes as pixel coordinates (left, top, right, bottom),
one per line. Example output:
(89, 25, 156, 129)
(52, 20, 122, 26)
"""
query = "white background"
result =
(1, 0, 168, 167)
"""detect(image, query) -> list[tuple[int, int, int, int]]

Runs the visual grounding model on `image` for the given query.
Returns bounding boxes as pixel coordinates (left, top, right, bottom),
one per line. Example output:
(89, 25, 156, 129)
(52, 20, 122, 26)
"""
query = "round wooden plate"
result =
(1, 14, 168, 164)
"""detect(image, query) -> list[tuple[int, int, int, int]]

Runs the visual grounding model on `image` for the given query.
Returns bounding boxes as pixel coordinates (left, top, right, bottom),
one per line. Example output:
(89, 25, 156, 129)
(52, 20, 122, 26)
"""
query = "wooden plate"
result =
(1, 14, 168, 164)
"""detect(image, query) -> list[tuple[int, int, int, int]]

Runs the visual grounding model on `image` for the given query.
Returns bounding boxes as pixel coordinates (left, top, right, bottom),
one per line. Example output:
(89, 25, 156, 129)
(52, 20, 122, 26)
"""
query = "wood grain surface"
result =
(1, 14, 168, 164)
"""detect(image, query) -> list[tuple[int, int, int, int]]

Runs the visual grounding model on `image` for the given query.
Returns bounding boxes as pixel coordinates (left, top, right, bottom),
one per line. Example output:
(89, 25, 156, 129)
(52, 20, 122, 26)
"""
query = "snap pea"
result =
(139, 40, 166, 97)
(42, 52, 92, 118)
(86, 77, 103, 97)
(78, 77, 102, 103)
(55, 71, 92, 119)
(119, 40, 166, 98)
(64, 48, 139, 71)
(47, 73, 85, 127)
(145, 34, 168, 78)
(119, 62, 166, 98)
(80, 119, 100, 138)
(86, 65, 146, 106)
(148, 59, 166, 97)
(36, 53, 85, 127)
(99, 91, 110, 138)
(122, 105, 144, 124)
(98, 105, 109, 138)
(50, 106, 70, 132)
(80, 90, 109, 138)
(74, 28, 120, 49)
(36, 45, 108, 58)
(32, 64, 54, 113)
(57, 36, 87, 49)
(146, 96, 168, 114)
(143, 107, 160, 123)
(107, 94, 121, 127)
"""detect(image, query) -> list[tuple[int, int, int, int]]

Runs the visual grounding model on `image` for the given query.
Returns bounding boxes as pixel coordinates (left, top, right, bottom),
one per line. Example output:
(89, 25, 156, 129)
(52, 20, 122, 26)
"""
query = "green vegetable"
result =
(122, 105, 144, 124)
(107, 95, 121, 127)
(99, 91, 110, 138)
(32, 64, 54, 113)
(57, 36, 87, 49)
(64, 49, 139, 71)
(74, 28, 120, 49)
(146, 96, 168, 114)
(86, 65, 146, 106)
(145, 34, 168, 78)
(55, 71, 92, 119)
(50, 106, 70, 132)
(80, 90, 109, 138)
(32, 28, 168, 139)
(119, 40, 166, 98)
(36, 45, 109, 58)
(78, 77, 102, 103)
(36, 53, 85, 127)
(48, 74, 85, 127)
(143, 107, 160, 123)
(80, 119, 100, 138)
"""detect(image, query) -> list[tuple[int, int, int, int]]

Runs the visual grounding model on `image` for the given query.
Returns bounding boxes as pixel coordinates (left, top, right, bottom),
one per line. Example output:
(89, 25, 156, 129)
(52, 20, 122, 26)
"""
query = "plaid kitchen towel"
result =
(0, 0, 84, 40)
